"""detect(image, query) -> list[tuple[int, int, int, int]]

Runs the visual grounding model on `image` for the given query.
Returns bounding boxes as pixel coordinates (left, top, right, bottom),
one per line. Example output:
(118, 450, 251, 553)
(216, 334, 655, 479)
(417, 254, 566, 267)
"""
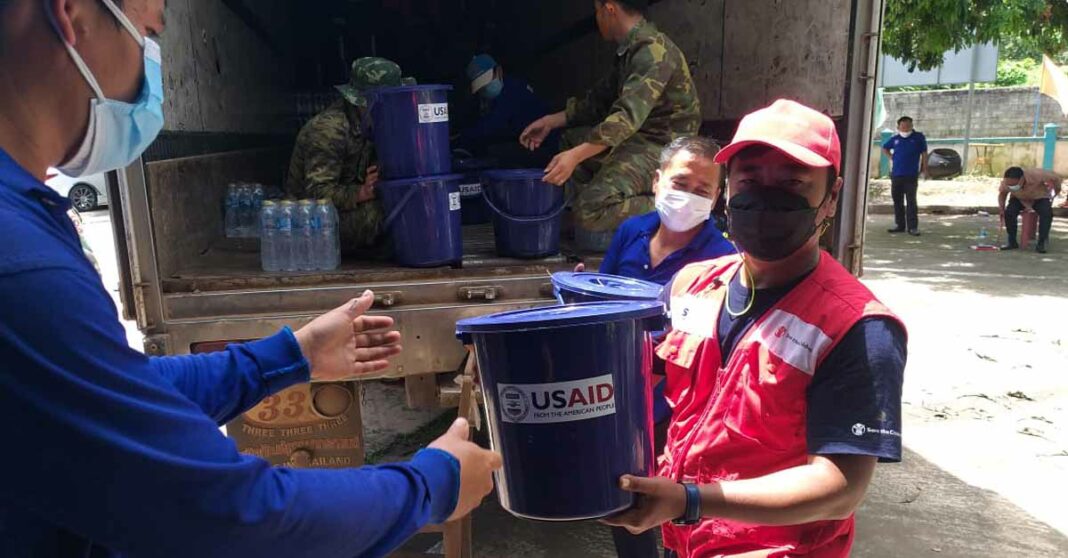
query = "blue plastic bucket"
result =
(368, 85, 452, 179)
(454, 158, 497, 225)
(481, 169, 565, 258)
(551, 272, 664, 305)
(378, 174, 463, 268)
(456, 301, 666, 521)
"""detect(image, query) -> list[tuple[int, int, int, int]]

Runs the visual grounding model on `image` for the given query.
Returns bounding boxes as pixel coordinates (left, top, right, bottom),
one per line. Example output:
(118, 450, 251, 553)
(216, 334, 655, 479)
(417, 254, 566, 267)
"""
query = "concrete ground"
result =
(80, 208, 1068, 557)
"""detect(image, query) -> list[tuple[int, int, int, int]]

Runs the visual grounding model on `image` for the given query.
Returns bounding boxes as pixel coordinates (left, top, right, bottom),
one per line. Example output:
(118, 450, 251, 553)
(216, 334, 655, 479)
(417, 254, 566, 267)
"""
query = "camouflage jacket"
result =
(566, 19, 701, 148)
(286, 100, 374, 211)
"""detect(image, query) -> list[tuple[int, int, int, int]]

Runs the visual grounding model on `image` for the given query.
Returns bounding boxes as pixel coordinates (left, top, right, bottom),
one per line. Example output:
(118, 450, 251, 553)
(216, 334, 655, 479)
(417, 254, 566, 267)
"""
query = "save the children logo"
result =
(775, 326, 788, 339)
(497, 374, 616, 424)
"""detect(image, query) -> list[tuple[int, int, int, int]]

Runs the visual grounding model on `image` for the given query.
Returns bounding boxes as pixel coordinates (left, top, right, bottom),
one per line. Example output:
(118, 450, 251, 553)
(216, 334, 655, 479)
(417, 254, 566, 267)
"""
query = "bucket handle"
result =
(481, 184, 571, 224)
(381, 184, 421, 231)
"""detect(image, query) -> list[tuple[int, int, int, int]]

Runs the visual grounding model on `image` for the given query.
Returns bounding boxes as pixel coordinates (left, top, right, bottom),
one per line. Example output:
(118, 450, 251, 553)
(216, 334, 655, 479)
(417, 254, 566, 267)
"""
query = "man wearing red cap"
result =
(604, 100, 907, 558)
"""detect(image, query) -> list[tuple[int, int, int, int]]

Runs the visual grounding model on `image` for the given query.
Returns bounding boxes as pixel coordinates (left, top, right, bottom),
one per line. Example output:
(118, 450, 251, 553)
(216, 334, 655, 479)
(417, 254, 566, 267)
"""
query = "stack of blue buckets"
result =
(372, 84, 464, 268)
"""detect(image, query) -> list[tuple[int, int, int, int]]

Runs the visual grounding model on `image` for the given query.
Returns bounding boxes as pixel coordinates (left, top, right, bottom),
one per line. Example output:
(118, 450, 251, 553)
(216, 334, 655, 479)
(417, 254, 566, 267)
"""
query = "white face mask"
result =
(655, 187, 713, 232)
(898, 130, 913, 138)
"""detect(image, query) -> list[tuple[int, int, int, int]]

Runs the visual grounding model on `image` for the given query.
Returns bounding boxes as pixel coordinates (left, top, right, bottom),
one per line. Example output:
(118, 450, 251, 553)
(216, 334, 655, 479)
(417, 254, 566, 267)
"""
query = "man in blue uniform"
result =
(881, 116, 928, 236)
(455, 54, 555, 166)
(0, 1, 500, 556)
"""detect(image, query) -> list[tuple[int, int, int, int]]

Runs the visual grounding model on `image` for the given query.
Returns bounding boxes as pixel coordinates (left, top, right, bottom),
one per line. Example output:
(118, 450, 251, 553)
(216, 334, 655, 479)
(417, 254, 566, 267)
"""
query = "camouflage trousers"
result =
(561, 127, 661, 232)
(339, 200, 392, 259)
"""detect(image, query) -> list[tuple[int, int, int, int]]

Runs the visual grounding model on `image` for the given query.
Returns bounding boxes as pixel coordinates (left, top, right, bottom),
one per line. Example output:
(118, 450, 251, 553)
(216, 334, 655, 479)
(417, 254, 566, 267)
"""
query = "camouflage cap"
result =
(336, 57, 417, 106)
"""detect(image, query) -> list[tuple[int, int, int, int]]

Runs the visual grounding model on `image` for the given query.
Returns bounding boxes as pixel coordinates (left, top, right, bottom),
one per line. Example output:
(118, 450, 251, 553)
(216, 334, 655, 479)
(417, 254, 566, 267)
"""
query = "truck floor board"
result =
(161, 225, 599, 294)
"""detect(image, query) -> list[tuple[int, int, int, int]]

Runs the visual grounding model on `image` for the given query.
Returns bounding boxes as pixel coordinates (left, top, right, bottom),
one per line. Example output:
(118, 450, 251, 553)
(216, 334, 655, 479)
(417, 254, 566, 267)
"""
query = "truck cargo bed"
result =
(161, 224, 588, 294)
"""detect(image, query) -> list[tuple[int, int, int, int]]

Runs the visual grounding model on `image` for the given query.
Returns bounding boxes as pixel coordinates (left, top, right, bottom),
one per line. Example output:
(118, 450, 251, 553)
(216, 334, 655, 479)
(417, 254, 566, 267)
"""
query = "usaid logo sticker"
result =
(418, 103, 449, 123)
(459, 183, 482, 196)
(497, 374, 616, 424)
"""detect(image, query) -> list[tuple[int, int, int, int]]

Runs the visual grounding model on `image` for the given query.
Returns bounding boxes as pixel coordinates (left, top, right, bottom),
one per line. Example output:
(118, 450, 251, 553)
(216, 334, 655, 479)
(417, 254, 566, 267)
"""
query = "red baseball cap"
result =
(713, 99, 841, 174)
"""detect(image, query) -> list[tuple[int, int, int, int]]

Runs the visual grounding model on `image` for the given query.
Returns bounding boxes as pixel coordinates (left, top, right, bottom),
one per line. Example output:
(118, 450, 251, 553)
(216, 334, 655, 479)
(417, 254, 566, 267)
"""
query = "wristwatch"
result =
(672, 482, 702, 526)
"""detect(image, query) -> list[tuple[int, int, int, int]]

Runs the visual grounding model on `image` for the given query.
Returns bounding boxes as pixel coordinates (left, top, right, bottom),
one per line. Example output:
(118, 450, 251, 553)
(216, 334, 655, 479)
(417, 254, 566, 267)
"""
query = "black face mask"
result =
(727, 189, 822, 261)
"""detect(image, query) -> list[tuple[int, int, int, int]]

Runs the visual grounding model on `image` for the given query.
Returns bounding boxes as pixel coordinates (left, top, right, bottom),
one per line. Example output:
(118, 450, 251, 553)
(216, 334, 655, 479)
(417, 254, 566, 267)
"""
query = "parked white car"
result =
(45, 169, 109, 212)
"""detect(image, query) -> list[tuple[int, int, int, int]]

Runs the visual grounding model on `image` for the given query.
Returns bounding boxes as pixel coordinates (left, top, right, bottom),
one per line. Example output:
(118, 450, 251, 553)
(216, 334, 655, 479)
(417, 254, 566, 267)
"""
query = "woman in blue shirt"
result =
(587, 136, 735, 558)
(586, 136, 735, 282)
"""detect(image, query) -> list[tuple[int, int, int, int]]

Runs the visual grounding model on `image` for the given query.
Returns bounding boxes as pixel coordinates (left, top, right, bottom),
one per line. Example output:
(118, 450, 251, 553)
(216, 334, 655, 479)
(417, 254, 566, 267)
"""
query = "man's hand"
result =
(520, 112, 565, 151)
(429, 418, 503, 521)
(357, 165, 379, 203)
(294, 290, 402, 381)
(544, 148, 583, 186)
(600, 475, 686, 535)
(574, 262, 586, 273)
(1022, 200, 1035, 212)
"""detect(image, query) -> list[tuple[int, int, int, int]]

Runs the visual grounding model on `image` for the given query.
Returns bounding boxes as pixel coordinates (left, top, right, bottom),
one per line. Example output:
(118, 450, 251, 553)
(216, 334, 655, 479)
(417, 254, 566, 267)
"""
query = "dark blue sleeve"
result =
(881, 136, 893, 150)
(918, 133, 928, 151)
(806, 317, 906, 463)
(150, 329, 309, 425)
(0, 267, 459, 558)
(457, 89, 523, 152)
(598, 223, 629, 275)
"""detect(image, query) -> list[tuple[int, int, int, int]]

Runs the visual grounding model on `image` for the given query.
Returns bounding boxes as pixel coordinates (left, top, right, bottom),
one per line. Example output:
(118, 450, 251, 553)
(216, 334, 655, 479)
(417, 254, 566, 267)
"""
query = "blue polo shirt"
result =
(600, 211, 735, 423)
(456, 75, 549, 154)
(882, 132, 928, 178)
(600, 211, 735, 284)
(0, 148, 459, 558)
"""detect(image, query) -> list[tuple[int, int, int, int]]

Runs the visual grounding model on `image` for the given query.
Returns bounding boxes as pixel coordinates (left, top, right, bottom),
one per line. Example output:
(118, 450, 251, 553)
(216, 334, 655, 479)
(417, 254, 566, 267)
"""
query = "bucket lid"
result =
(481, 169, 548, 182)
(456, 301, 664, 335)
(377, 173, 464, 188)
(552, 272, 663, 301)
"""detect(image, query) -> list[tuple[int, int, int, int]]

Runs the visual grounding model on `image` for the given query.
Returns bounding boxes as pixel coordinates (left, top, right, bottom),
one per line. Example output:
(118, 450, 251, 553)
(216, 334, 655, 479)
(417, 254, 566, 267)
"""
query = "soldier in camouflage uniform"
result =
(520, 0, 701, 248)
(286, 57, 414, 257)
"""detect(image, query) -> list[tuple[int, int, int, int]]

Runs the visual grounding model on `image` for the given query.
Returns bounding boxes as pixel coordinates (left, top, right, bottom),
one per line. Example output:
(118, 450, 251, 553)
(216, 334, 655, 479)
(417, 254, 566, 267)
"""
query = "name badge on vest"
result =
(670, 295, 718, 338)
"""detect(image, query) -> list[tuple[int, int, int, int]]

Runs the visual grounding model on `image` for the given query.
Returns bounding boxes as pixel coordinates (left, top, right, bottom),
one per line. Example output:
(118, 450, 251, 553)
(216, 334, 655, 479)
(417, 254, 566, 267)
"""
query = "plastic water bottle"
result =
(316, 199, 340, 270)
(278, 200, 297, 271)
(295, 200, 316, 271)
(978, 227, 989, 245)
(224, 184, 240, 238)
(237, 184, 254, 237)
(250, 184, 266, 238)
(260, 201, 280, 271)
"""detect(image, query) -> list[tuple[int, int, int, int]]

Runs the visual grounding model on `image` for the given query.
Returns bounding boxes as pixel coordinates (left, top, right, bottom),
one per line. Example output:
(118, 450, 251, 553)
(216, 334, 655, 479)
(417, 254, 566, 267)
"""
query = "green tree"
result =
(883, 0, 1068, 70)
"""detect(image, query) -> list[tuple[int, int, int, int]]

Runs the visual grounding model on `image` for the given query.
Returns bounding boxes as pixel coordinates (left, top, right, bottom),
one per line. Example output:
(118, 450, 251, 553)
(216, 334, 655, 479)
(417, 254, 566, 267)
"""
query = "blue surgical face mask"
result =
(480, 79, 504, 100)
(56, 0, 164, 177)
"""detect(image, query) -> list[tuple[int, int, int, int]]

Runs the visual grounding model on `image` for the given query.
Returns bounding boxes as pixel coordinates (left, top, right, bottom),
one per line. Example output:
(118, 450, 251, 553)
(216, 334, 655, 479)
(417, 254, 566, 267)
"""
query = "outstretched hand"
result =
(294, 290, 402, 381)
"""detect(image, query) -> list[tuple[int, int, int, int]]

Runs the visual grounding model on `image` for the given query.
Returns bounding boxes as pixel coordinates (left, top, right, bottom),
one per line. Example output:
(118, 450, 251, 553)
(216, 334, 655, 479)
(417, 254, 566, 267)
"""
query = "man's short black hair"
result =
(659, 136, 719, 169)
(597, 0, 648, 14)
(1004, 166, 1024, 180)
(897, 116, 913, 125)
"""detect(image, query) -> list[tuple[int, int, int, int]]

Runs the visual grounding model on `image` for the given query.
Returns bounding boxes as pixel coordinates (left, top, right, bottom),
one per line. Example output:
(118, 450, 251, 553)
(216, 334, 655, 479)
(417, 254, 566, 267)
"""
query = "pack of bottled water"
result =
(260, 198, 339, 272)
(224, 183, 266, 238)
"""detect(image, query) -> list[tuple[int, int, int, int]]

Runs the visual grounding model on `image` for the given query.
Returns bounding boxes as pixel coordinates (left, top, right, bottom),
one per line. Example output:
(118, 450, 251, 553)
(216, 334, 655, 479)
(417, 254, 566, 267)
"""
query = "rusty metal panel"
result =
(159, 0, 295, 134)
(145, 149, 288, 278)
(721, 0, 852, 119)
(649, 0, 726, 123)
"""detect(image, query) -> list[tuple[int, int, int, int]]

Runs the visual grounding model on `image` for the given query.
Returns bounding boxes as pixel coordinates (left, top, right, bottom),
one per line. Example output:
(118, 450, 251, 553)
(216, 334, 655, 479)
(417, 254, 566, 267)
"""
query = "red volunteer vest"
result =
(656, 252, 905, 558)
